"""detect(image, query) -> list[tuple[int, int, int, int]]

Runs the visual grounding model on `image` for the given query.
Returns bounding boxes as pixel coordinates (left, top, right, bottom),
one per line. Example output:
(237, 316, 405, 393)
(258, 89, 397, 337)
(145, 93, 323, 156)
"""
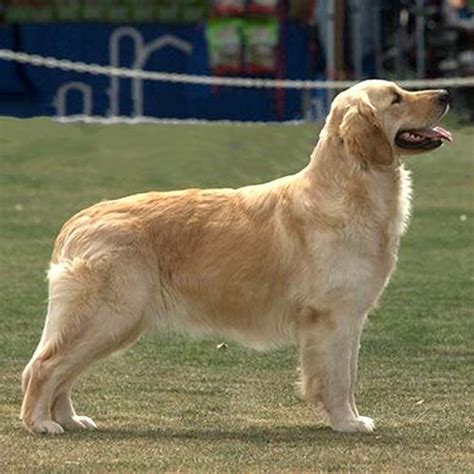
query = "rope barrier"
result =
(53, 115, 306, 126)
(1, 48, 473, 90)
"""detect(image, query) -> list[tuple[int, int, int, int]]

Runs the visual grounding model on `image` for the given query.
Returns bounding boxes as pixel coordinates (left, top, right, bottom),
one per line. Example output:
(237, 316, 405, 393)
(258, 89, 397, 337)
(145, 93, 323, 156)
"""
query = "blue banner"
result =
(0, 22, 311, 121)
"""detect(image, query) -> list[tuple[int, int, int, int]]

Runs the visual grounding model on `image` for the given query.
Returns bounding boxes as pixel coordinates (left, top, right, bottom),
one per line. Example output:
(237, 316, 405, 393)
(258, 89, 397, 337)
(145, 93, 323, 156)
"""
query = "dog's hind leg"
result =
(51, 384, 96, 431)
(50, 320, 144, 431)
(21, 258, 151, 434)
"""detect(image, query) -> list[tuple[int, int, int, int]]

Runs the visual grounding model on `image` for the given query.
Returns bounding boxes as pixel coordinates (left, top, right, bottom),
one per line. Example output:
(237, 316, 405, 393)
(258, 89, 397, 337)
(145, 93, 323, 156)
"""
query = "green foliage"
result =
(0, 118, 472, 471)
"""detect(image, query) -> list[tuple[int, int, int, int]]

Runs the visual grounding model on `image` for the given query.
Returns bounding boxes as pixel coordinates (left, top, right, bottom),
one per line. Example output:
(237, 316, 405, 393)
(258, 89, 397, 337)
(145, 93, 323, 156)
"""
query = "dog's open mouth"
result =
(395, 126, 453, 150)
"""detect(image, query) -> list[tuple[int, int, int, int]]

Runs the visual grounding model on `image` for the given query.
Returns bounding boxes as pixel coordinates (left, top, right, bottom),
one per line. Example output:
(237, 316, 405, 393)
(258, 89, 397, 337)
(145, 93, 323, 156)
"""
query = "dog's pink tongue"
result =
(419, 126, 453, 142)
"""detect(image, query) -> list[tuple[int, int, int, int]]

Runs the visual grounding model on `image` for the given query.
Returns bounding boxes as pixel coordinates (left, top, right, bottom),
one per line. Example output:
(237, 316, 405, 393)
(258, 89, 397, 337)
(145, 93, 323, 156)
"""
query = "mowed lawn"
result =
(0, 117, 472, 472)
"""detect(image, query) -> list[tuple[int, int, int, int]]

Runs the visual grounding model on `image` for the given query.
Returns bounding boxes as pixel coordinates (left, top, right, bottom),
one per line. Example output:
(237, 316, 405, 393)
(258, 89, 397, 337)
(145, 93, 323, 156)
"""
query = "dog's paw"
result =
(356, 416, 375, 431)
(59, 415, 97, 431)
(331, 415, 375, 433)
(27, 419, 65, 435)
(74, 415, 97, 430)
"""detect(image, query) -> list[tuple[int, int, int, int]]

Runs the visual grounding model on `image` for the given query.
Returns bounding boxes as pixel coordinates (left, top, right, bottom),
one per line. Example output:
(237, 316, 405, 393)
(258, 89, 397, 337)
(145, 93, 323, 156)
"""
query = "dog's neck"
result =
(308, 133, 399, 174)
(293, 136, 409, 230)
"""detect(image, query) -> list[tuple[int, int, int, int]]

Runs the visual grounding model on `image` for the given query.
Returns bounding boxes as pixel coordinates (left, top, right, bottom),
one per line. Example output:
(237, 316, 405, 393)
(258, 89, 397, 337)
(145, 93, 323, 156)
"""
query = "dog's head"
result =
(324, 80, 452, 166)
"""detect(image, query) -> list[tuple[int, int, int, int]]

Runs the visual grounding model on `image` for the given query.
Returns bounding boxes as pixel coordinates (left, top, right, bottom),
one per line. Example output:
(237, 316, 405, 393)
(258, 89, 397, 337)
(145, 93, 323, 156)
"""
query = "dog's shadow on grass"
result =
(75, 424, 404, 446)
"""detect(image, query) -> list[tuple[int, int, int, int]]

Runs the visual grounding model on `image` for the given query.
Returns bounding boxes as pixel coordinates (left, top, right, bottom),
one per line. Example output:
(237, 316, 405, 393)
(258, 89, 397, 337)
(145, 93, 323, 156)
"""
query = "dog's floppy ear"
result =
(340, 97, 393, 166)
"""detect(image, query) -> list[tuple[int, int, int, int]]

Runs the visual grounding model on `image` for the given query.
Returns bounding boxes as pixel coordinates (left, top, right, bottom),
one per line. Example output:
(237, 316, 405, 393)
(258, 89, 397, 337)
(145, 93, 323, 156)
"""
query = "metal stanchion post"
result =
(350, 0, 363, 79)
(416, 0, 426, 78)
(326, 0, 336, 103)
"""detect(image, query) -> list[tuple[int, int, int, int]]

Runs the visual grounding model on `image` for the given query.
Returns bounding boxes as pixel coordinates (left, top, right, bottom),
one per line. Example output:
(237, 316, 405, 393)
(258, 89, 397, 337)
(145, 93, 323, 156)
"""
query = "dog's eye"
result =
(392, 93, 402, 105)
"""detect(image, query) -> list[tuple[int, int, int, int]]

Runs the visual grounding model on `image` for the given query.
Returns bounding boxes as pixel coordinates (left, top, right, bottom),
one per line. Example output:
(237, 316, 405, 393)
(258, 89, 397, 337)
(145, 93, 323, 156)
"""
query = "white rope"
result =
(1, 48, 473, 89)
(53, 115, 306, 126)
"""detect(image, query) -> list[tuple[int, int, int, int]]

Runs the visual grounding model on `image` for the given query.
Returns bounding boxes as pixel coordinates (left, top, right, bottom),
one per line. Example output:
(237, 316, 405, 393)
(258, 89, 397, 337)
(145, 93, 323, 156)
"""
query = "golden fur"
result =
(20, 80, 450, 434)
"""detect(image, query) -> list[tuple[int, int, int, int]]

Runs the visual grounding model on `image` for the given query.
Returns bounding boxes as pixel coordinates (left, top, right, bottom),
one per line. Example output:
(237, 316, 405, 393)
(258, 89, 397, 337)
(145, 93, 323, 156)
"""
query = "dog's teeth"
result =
(406, 132, 422, 142)
(402, 132, 420, 142)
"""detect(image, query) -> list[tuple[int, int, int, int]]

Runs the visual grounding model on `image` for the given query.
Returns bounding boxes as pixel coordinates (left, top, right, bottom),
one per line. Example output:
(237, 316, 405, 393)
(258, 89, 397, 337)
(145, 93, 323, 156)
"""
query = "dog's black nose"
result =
(438, 90, 450, 106)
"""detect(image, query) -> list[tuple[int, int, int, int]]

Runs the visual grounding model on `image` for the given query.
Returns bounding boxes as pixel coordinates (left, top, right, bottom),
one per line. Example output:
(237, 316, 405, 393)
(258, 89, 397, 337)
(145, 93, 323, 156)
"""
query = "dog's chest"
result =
(294, 237, 393, 316)
(299, 168, 412, 311)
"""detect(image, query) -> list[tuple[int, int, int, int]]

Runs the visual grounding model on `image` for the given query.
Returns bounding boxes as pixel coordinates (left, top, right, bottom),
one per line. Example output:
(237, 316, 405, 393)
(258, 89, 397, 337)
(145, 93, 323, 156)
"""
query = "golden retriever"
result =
(20, 80, 452, 435)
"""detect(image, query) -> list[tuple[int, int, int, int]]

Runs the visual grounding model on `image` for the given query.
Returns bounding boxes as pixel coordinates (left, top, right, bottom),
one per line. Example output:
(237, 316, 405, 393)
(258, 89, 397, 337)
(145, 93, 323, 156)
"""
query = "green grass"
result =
(0, 117, 473, 472)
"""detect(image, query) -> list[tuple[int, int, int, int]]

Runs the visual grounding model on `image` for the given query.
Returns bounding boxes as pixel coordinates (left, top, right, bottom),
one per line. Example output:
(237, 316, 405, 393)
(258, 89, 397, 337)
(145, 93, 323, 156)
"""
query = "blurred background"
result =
(0, 0, 473, 122)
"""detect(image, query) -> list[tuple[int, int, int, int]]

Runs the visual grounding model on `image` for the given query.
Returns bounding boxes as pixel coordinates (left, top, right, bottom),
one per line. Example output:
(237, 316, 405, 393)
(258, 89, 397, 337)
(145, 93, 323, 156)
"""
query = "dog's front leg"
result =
(298, 310, 374, 433)
(349, 321, 364, 418)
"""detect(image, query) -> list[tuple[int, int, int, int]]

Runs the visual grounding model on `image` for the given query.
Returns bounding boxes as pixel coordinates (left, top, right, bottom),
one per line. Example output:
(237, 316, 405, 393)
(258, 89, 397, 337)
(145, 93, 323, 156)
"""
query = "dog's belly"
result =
(148, 269, 296, 349)
(163, 306, 298, 350)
